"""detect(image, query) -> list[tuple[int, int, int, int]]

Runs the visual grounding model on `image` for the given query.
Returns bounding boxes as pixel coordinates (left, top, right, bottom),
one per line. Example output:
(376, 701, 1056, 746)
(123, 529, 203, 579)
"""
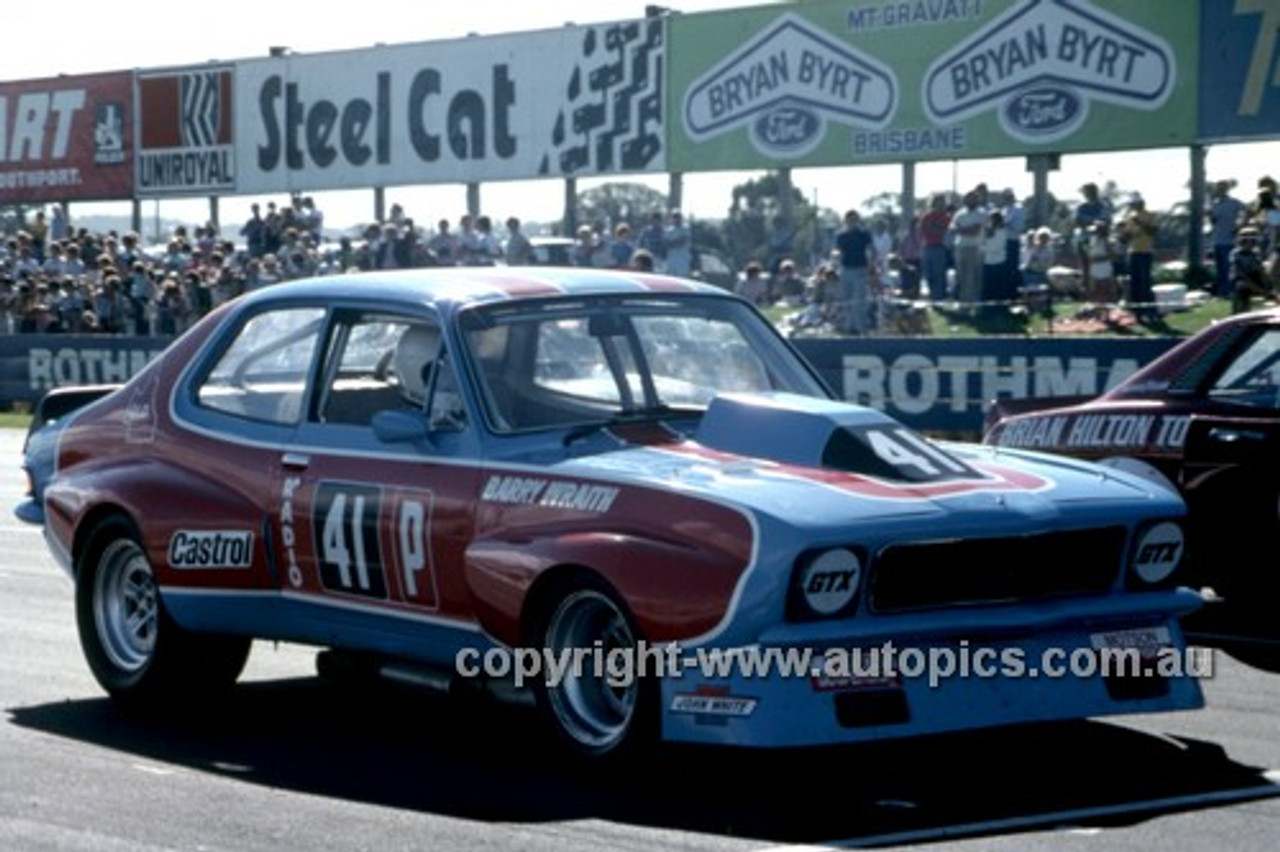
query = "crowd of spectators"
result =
(2, 176, 1276, 337)
(774, 173, 1280, 334)
(0, 196, 335, 336)
(0, 193, 708, 336)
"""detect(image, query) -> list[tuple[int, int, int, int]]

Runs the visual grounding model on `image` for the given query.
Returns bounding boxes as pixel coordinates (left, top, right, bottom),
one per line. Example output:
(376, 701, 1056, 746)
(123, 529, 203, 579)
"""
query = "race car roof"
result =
(236, 266, 732, 315)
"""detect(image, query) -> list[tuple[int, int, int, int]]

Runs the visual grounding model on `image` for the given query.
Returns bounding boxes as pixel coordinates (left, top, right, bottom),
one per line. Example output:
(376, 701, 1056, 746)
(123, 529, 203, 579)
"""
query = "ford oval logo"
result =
(751, 105, 822, 155)
(1003, 86, 1083, 137)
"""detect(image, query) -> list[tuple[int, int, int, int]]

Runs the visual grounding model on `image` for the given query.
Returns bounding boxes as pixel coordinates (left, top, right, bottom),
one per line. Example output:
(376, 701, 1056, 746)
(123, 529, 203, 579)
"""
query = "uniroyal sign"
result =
(135, 67, 236, 196)
(234, 18, 667, 193)
(0, 72, 133, 203)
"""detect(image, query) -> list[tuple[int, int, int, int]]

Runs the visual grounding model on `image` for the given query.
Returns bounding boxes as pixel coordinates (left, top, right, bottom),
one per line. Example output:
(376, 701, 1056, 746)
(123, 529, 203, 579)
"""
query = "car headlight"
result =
(788, 547, 864, 620)
(1129, 520, 1185, 587)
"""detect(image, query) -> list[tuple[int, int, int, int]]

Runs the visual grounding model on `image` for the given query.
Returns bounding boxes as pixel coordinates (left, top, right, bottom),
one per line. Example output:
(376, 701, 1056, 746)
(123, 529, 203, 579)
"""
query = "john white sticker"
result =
(168, 530, 254, 569)
(670, 693, 758, 717)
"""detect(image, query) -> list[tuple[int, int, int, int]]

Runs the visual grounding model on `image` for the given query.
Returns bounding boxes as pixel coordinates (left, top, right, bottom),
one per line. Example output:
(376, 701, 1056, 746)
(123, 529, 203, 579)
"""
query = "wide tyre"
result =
(529, 577, 656, 762)
(75, 516, 250, 703)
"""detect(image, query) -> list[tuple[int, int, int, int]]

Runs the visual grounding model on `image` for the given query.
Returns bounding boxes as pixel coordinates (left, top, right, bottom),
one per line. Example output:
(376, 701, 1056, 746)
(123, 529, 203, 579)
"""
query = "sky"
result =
(3, 0, 1277, 236)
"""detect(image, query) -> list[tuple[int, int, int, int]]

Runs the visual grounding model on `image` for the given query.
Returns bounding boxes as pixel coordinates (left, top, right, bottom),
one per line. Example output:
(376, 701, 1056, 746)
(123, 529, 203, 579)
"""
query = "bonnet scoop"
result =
(694, 392, 972, 482)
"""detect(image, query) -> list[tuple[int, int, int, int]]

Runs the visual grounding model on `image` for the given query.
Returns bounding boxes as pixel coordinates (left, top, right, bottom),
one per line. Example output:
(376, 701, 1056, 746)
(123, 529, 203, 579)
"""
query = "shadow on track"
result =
(8, 674, 1278, 845)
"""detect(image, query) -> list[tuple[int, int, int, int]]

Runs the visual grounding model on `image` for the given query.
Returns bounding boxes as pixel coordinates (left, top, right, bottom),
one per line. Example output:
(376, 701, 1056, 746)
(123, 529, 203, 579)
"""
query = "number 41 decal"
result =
(312, 482, 438, 607)
(864, 427, 974, 480)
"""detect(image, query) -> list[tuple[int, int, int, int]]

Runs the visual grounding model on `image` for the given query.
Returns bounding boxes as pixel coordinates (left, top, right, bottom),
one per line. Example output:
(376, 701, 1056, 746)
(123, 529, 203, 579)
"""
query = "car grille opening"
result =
(870, 527, 1126, 612)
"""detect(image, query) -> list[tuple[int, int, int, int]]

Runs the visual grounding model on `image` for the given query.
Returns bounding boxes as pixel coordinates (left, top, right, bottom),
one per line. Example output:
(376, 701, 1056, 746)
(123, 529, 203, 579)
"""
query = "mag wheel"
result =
(531, 578, 655, 761)
(75, 515, 250, 703)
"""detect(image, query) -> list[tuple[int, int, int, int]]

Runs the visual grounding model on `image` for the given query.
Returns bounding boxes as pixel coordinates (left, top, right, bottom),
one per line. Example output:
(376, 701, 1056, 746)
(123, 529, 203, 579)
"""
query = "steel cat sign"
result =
(234, 18, 667, 193)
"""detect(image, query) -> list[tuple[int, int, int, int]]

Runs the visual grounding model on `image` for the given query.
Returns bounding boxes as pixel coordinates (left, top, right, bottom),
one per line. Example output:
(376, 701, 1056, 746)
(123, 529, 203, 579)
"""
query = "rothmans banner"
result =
(668, 0, 1197, 170)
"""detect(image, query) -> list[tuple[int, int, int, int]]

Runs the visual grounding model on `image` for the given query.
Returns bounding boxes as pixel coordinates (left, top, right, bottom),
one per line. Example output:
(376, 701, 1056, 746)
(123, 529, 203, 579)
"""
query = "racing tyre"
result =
(75, 515, 250, 704)
(529, 576, 656, 762)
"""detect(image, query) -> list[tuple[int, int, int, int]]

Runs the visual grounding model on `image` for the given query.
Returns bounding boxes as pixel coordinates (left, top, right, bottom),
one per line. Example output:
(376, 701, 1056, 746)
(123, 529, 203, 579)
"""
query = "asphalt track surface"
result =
(1, 428, 1278, 851)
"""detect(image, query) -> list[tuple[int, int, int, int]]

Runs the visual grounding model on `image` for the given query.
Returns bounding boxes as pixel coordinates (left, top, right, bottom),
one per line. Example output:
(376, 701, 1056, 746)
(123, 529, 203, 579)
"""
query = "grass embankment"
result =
(0, 412, 31, 430)
(767, 293, 1236, 338)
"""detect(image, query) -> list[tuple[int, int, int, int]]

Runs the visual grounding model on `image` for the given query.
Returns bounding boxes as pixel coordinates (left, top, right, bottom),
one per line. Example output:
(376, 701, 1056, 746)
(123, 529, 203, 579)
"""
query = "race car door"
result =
(271, 310, 485, 664)
(1180, 414, 1280, 593)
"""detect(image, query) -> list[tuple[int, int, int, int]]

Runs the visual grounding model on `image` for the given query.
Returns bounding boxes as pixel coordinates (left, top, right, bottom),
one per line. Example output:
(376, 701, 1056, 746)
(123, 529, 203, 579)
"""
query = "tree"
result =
(574, 182, 669, 233)
(721, 172, 817, 271)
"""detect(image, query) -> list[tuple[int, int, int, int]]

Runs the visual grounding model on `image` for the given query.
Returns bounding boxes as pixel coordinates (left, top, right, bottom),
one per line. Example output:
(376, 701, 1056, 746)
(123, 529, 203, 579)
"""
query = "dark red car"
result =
(984, 308, 1280, 670)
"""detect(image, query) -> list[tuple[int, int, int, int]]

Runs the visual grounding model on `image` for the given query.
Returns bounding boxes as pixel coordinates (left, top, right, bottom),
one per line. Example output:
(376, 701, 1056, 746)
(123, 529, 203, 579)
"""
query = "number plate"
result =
(1089, 626, 1172, 659)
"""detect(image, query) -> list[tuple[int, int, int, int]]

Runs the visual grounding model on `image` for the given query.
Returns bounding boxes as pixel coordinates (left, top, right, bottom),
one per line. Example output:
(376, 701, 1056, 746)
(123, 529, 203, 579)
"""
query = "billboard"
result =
(233, 18, 666, 194)
(135, 66, 236, 197)
(793, 335, 1178, 433)
(668, 0, 1199, 171)
(0, 72, 132, 204)
(1198, 0, 1280, 142)
(0, 333, 1178, 435)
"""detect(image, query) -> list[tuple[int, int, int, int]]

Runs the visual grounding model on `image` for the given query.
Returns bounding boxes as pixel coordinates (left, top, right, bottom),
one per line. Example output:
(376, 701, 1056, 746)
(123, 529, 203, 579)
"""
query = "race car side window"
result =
(1208, 328, 1280, 408)
(197, 307, 325, 425)
(317, 316, 415, 425)
(317, 314, 467, 432)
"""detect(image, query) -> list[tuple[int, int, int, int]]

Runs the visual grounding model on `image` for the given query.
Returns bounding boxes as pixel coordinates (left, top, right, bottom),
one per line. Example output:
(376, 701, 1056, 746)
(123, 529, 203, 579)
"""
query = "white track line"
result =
(758, 777, 1280, 850)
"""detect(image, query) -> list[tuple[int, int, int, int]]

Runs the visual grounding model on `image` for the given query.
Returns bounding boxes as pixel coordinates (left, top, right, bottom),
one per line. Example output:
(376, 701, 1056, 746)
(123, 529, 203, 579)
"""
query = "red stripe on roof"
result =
(482, 274, 565, 297)
(636, 276, 698, 292)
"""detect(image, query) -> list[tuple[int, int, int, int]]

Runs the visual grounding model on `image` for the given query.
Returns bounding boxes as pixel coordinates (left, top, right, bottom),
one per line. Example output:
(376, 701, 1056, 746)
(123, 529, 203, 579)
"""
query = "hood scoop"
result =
(694, 392, 978, 483)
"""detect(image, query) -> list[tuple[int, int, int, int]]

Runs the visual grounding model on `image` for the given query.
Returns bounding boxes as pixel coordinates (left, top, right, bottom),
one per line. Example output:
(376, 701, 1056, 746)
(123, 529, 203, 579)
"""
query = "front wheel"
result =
(75, 516, 250, 703)
(529, 578, 656, 761)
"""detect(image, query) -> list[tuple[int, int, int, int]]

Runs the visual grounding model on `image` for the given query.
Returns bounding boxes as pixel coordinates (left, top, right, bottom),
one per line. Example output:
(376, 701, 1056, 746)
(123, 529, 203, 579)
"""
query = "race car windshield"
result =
(460, 296, 828, 433)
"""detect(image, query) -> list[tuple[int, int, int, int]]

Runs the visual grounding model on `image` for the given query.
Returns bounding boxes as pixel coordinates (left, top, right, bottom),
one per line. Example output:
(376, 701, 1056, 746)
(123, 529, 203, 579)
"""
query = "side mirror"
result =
(372, 410, 431, 445)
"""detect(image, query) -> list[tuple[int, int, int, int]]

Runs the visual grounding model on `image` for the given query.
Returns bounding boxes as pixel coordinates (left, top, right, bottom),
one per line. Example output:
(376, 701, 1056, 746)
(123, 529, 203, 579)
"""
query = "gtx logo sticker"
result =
(682, 12, 896, 157)
(1133, 522, 1184, 584)
(924, 0, 1174, 143)
(801, 550, 861, 616)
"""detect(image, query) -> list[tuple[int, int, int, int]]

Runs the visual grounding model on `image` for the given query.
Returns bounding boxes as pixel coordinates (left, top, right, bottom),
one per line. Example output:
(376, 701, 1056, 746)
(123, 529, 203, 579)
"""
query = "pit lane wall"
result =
(0, 335, 1178, 435)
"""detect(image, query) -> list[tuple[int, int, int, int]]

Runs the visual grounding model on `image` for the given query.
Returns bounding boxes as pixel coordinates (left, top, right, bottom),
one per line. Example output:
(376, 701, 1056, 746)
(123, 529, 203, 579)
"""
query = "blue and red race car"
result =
(18, 267, 1204, 758)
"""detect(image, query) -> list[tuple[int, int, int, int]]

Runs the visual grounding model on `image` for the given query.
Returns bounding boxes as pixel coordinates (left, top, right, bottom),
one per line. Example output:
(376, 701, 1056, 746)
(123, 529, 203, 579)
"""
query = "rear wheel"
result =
(75, 515, 250, 703)
(529, 577, 655, 761)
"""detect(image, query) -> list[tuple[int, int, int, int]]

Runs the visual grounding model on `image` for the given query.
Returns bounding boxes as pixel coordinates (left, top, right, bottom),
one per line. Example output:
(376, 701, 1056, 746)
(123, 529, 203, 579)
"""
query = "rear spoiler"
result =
(24, 385, 122, 444)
